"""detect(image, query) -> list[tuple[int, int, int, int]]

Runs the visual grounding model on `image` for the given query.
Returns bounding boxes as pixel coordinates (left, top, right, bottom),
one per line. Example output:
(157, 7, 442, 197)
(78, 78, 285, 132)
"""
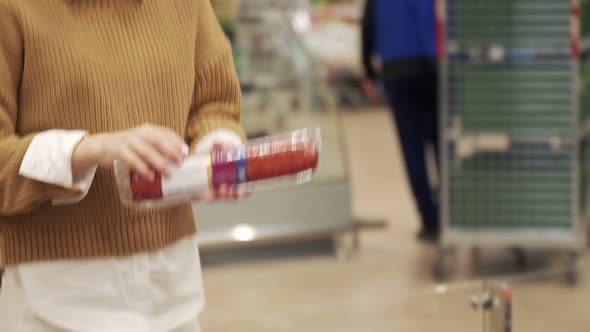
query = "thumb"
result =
(212, 143, 224, 151)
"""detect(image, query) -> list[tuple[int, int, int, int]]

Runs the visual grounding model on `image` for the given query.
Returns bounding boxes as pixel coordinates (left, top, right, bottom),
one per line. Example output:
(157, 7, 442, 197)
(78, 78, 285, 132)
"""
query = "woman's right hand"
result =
(361, 79, 381, 102)
(72, 124, 188, 181)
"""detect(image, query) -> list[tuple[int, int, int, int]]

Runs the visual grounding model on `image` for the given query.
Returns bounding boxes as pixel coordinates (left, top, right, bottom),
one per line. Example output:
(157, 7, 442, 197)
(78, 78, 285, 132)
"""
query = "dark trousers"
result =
(384, 70, 439, 231)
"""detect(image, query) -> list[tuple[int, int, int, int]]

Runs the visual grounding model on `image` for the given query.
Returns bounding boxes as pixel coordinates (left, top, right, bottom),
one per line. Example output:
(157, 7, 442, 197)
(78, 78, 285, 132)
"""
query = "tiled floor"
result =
(200, 110, 590, 332)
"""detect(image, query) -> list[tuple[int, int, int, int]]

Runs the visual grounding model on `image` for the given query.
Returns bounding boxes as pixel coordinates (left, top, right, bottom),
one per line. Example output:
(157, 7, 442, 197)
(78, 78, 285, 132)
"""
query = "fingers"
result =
(127, 137, 172, 176)
(217, 183, 238, 200)
(125, 124, 188, 177)
(362, 80, 380, 101)
(205, 184, 227, 202)
(212, 143, 224, 151)
(119, 145, 154, 181)
(205, 183, 249, 203)
(205, 191, 216, 202)
(188, 186, 247, 204)
(138, 125, 187, 164)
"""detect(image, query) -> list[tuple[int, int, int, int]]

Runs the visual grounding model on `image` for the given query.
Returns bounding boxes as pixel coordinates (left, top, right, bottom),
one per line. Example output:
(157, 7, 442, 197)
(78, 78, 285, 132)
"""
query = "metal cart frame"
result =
(434, 0, 587, 284)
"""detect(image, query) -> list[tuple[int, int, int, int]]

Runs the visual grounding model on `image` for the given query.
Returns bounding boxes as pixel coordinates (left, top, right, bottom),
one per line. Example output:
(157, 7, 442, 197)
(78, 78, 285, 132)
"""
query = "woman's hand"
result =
(194, 143, 251, 203)
(362, 79, 381, 101)
(203, 182, 251, 202)
(72, 124, 187, 181)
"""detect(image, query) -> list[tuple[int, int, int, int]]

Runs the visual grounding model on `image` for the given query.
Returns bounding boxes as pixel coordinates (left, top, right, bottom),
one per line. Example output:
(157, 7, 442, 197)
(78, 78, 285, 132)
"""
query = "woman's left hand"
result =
(192, 142, 250, 203)
(205, 183, 247, 202)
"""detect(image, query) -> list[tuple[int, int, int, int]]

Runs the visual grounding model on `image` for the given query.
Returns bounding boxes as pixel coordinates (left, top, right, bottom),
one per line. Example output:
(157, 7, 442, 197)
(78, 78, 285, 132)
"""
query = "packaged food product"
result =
(114, 126, 320, 208)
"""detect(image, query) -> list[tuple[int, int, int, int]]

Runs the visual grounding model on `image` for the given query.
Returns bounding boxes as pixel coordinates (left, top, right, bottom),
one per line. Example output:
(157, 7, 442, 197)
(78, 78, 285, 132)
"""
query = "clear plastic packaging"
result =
(114, 126, 321, 208)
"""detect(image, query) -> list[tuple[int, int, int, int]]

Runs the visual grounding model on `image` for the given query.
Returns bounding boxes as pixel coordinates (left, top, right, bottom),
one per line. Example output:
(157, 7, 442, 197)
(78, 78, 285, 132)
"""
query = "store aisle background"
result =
(200, 109, 590, 332)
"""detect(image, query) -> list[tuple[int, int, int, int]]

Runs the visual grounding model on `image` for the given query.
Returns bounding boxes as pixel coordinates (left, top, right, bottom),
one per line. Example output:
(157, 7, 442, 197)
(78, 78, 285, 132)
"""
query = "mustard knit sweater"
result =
(0, 0, 244, 265)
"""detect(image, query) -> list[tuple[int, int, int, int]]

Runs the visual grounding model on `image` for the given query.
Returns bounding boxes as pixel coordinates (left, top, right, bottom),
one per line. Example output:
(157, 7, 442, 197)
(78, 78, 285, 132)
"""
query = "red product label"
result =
(246, 141, 319, 181)
(130, 173, 163, 200)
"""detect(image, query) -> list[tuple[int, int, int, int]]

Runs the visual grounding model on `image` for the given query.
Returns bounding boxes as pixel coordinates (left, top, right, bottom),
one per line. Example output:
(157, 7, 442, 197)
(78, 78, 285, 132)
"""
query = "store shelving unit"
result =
(436, 0, 587, 284)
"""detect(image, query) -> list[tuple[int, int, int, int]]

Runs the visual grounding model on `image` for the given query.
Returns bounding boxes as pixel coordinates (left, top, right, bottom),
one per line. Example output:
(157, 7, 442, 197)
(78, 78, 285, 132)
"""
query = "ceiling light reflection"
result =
(232, 224, 256, 242)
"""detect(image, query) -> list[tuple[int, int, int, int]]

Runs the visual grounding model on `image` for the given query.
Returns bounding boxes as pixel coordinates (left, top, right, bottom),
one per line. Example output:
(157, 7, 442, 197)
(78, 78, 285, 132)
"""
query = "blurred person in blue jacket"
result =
(362, 0, 439, 241)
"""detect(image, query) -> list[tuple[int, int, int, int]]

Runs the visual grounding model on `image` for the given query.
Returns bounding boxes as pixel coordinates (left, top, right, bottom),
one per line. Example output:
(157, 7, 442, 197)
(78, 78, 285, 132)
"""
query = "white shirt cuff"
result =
(19, 130, 98, 206)
(193, 129, 244, 153)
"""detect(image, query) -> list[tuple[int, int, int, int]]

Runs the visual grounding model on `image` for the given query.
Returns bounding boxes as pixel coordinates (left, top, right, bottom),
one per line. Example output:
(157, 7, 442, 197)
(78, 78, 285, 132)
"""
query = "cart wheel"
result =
(566, 252, 580, 286)
(434, 249, 453, 281)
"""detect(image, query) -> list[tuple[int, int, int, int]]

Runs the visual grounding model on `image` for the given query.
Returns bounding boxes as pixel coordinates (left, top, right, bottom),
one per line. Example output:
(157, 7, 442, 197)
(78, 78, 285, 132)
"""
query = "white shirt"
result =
(1, 129, 242, 332)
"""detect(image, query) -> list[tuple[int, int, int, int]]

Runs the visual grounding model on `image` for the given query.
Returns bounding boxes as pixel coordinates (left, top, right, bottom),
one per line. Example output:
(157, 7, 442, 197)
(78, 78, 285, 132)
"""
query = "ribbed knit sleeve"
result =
(0, 2, 84, 216)
(185, 0, 245, 150)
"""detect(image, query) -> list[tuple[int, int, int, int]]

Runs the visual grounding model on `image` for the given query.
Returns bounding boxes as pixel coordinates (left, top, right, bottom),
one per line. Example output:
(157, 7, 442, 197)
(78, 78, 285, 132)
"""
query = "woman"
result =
(0, 0, 244, 331)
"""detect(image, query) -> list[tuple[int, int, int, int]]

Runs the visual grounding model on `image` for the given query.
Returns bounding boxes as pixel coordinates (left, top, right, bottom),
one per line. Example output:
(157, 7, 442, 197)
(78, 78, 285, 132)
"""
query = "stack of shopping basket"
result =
(436, 0, 586, 284)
